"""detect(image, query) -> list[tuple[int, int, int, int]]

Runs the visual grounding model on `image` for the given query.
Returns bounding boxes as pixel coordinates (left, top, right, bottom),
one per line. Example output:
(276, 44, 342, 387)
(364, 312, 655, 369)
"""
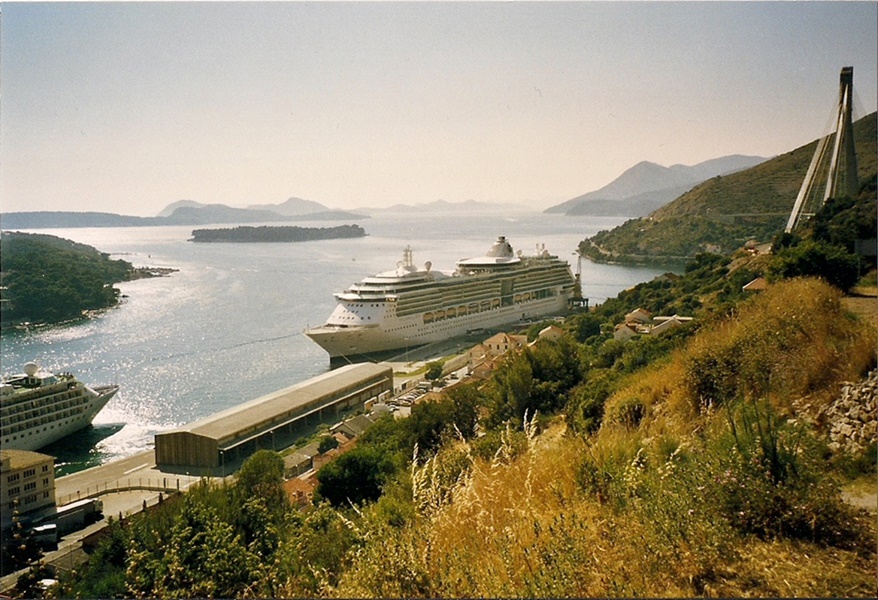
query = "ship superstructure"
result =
(1, 362, 118, 451)
(305, 236, 576, 360)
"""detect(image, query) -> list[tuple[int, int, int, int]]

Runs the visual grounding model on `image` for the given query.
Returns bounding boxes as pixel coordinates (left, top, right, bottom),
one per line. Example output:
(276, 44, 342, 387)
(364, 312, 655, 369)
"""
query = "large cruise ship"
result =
(1, 362, 118, 452)
(306, 236, 577, 360)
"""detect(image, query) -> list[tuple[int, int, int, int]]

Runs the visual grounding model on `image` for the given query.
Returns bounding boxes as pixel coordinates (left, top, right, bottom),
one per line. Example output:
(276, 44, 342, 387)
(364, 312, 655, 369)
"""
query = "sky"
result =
(1, 1, 876, 217)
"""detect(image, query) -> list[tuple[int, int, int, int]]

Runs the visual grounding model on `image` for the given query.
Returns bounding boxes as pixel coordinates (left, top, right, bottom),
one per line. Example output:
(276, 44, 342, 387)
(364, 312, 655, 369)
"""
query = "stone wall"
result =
(827, 370, 878, 454)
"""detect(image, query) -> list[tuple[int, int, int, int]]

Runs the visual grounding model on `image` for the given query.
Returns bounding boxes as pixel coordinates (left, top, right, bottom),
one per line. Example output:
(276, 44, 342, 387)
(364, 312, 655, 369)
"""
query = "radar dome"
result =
(424, 261, 432, 272)
(23, 362, 39, 376)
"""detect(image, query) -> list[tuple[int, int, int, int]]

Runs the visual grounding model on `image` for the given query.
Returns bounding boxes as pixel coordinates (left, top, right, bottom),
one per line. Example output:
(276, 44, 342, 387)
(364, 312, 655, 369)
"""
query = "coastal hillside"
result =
(545, 155, 766, 217)
(46, 264, 877, 598)
(44, 191, 878, 598)
(580, 111, 877, 263)
(0, 232, 134, 324)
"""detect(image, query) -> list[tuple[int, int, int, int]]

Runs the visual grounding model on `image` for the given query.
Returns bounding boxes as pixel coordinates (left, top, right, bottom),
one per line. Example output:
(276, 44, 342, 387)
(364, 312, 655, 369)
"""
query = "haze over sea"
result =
(1, 212, 668, 474)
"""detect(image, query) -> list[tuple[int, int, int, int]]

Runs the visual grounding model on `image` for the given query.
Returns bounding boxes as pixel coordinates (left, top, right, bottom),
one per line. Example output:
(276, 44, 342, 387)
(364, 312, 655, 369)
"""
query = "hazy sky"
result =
(2, 1, 876, 217)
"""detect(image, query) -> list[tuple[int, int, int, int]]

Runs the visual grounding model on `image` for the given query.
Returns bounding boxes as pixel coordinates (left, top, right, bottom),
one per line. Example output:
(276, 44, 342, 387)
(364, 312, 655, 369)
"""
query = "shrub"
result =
(314, 445, 397, 506)
(317, 434, 339, 454)
(565, 381, 609, 435)
(683, 278, 873, 413)
(606, 396, 646, 429)
(770, 240, 860, 293)
(425, 361, 444, 381)
(705, 400, 870, 549)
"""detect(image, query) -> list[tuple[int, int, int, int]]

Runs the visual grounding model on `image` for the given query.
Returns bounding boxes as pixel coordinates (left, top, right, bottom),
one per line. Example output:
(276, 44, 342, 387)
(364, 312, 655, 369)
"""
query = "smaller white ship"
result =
(0, 362, 118, 452)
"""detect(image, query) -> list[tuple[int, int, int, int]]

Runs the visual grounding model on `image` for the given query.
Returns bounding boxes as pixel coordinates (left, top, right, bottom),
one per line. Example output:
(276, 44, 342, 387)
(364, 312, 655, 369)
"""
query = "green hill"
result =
(0, 232, 135, 325)
(581, 112, 877, 264)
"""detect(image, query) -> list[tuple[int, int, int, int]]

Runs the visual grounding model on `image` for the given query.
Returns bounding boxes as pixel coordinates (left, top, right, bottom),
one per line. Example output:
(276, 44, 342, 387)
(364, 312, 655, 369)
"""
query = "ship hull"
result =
(306, 293, 570, 359)
(1, 385, 118, 452)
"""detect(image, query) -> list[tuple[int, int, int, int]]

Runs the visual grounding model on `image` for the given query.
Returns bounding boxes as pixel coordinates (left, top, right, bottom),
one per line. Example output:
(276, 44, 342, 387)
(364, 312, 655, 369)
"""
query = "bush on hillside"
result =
(314, 445, 396, 506)
(703, 400, 869, 549)
(684, 278, 874, 413)
(770, 240, 861, 293)
(605, 396, 646, 429)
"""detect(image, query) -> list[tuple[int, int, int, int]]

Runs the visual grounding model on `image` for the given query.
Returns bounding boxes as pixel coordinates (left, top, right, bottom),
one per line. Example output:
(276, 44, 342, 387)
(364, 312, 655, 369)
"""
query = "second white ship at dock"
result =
(305, 236, 577, 360)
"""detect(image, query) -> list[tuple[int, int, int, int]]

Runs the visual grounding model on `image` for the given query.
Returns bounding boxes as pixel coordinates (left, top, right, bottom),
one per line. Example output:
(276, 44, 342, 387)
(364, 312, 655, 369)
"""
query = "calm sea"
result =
(1, 212, 669, 474)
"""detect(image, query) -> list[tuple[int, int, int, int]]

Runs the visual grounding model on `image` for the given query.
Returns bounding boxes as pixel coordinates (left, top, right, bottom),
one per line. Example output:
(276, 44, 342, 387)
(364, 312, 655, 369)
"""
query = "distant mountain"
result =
(246, 197, 330, 216)
(290, 210, 368, 221)
(579, 112, 877, 263)
(362, 199, 523, 213)
(565, 185, 693, 217)
(164, 204, 289, 225)
(0, 211, 160, 229)
(546, 155, 767, 217)
(157, 200, 205, 217)
(1, 204, 369, 230)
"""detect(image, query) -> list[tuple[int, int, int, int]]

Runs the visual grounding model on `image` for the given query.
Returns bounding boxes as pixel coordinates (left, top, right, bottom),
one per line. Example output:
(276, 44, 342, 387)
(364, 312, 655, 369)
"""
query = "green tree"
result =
(152, 498, 258, 598)
(408, 400, 455, 454)
(318, 434, 340, 454)
(424, 361, 444, 381)
(235, 450, 286, 509)
(445, 384, 482, 439)
(568, 312, 602, 343)
(61, 518, 128, 598)
(566, 373, 614, 436)
(315, 445, 396, 506)
(486, 351, 534, 427)
(770, 240, 860, 293)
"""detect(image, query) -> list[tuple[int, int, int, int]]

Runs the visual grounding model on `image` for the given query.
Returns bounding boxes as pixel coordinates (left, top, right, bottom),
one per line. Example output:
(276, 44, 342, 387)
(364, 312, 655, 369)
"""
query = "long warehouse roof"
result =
(165, 363, 391, 443)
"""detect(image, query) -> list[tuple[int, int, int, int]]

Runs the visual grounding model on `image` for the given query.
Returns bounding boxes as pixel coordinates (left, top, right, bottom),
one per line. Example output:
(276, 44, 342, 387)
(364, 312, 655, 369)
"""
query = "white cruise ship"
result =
(306, 236, 577, 360)
(1, 362, 118, 451)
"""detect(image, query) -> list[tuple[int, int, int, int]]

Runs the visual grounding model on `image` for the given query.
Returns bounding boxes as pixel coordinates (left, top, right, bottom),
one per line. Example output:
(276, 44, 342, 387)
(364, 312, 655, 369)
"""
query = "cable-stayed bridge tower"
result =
(786, 67, 859, 233)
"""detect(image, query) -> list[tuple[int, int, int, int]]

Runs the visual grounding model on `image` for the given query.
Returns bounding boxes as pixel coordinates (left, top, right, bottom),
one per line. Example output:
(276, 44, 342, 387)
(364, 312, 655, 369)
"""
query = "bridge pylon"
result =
(786, 67, 859, 233)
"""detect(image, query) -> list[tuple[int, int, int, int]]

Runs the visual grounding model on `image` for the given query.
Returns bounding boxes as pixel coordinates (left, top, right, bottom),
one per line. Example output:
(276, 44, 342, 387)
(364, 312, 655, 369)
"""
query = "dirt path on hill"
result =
(840, 288, 877, 516)
(842, 292, 878, 329)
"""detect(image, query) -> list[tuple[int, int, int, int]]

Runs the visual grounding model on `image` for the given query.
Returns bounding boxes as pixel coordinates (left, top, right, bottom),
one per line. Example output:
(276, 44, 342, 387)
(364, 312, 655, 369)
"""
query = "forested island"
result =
(189, 224, 367, 243)
(0, 232, 173, 326)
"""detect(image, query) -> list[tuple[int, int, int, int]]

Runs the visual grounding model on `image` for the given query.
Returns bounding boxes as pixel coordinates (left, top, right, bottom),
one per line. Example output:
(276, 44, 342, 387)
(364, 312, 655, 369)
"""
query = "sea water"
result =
(0, 211, 669, 473)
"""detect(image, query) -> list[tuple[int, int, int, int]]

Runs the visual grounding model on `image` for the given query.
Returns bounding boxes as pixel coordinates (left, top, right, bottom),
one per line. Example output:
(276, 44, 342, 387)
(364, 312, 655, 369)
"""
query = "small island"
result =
(189, 224, 367, 243)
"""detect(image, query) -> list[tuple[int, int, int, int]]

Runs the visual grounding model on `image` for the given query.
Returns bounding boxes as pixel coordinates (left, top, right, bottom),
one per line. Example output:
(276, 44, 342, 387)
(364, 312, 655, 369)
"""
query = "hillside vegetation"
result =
(581, 111, 877, 263)
(189, 224, 366, 243)
(42, 276, 876, 598)
(36, 190, 878, 598)
(0, 232, 136, 325)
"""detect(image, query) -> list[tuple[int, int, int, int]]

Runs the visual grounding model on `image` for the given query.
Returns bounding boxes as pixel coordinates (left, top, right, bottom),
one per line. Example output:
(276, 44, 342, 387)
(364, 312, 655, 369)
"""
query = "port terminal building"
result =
(155, 363, 393, 471)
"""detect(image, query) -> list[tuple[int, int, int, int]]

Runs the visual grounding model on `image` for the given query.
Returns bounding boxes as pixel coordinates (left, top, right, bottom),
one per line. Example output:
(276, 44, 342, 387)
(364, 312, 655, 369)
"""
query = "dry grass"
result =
(331, 277, 878, 598)
(702, 539, 878, 597)
(603, 278, 876, 432)
(335, 414, 877, 597)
